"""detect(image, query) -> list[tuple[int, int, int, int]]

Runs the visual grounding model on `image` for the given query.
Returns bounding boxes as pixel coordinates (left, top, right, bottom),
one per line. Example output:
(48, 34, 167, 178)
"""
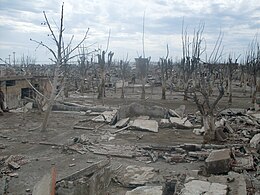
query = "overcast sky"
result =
(0, 0, 260, 64)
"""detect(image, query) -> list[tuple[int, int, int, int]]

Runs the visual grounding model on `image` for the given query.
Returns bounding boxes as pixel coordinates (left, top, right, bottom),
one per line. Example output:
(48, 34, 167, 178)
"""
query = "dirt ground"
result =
(0, 85, 255, 194)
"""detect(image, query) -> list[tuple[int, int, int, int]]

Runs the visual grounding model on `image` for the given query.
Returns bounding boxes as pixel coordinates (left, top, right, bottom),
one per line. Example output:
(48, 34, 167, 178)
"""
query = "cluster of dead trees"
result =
(27, 4, 259, 143)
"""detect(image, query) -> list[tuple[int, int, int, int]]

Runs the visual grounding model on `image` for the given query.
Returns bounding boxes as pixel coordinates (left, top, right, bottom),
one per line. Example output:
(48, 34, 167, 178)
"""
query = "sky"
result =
(0, 0, 260, 64)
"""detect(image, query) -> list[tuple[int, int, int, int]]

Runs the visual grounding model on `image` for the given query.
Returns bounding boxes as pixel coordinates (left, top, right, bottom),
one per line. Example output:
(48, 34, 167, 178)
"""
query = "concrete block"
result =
(131, 119, 158, 133)
(205, 149, 231, 174)
(115, 117, 130, 128)
(126, 186, 162, 195)
(8, 161, 20, 169)
(180, 180, 227, 195)
(169, 117, 193, 129)
(250, 133, 260, 148)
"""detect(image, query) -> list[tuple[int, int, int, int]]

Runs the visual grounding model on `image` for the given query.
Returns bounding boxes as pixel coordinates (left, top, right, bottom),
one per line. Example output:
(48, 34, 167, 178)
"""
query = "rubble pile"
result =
(0, 155, 30, 178)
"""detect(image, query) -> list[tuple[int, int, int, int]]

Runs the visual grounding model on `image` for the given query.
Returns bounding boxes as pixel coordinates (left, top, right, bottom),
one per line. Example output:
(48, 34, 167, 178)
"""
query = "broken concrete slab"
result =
(137, 115, 150, 120)
(92, 110, 117, 124)
(168, 109, 181, 118)
(232, 155, 254, 171)
(174, 105, 186, 118)
(125, 185, 163, 195)
(180, 180, 228, 195)
(114, 117, 130, 128)
(170, 117, 193, 129)
(205, 149, 231, 174)
(159, 119, 172, 128)
(115, 165, 158, 188)
(220, 108, 245, 116)
(32, 171, 54, 195)
(193, 127, 205, 136)
(8, 161, 20, 170)
(188, 151, 210, 161)
(91, 115, 106, 122)
(131, 119, 159, 133)
(228, 172, 247, 195)
(56, 160, 111, 195)
(87, 144, 139, 158)
(250, 133, 260, 148)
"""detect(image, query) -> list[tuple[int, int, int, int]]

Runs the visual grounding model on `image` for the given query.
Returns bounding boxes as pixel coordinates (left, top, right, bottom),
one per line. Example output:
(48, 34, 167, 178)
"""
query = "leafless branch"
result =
(30, 38, 57, 60)
(43, 11, 59, 47)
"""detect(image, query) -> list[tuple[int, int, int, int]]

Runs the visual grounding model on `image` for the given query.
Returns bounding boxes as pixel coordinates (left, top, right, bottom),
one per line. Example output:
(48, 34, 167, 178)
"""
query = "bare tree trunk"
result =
(150, 83, 154, 99)
(41, 65, 59, 132)
(121, 79, 125, 99)
(141, 77, 146, 99)
(183, 82, 189, 100)
(64, 78, 69, 98)
(228, 76, 232, 104)
(203, 115, 216, 143)
(162, 80, 166, 100)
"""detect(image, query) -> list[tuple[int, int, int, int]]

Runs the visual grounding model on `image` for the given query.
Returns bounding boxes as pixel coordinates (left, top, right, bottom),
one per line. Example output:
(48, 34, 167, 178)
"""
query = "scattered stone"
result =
(215, 127, 228, 142)
(79, 134, 89, 144)
(69, 164, 76, 167)
(170, 117, 193, 129)
(0, 143, 6, 149)
(115, 165, 158, 187)
(100, 131, 115, 141)
(232, 155, 254, 171)
(131, 119, 159, 133)
(250, 133, 260, 148)
(169, 109, 181, 118)
(159, 119, 172, 128)
(92, 110, 117, 123)
(188, 151, 210, 161)
(147, 151, 159, 162)
(8, 161, 20, 170)
(227, 171, 247, 195)
(164, 154, 186, 163)
(8, 172, 19, 177)
(91, 114, 106, 122)
(175, 147, 186, 154)
(205, 149, 231, 174)
(224, 121, 234, 133)
(125, 185, 163, 195)
(180, 180, 228, 195)
(193, 127, 205, 136)
(220, 108, 245, 116)
(180, 144, 202, 151)
(215, 118, 226, 128)
(26, 188, 31, 192)
(114, 117, 130, 128)
(25, 102, 33, 110)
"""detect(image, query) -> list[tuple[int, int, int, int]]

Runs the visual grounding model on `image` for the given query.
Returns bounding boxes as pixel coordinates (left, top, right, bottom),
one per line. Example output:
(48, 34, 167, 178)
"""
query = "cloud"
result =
(0, 0, 260, 63)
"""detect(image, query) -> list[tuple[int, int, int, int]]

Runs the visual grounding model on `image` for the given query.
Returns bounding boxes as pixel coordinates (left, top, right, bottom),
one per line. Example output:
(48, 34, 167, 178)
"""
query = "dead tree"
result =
(191, 78, 224, 142)
(181, 22, 206, 100)
(184, 26, 225, 142)
(30, 3, 89, 132)
(97, 51, 114, 102)
(226, 55, 239, 104)
(119, 57, 130, 99)
(135, 57, 150, 99)
(159, 44, 169, 100)
(245, 37, 260, 104)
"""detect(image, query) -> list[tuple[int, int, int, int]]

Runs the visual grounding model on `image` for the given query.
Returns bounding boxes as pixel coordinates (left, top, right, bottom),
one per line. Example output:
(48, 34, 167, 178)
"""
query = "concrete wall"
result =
(1, 77, 52, 109)
(4, 79, 29, 109)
